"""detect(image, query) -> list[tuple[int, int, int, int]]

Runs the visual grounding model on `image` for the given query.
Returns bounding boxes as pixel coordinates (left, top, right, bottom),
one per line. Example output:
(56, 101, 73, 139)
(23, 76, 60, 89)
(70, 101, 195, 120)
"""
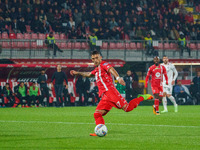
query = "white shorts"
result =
(163, 85, 173, 95)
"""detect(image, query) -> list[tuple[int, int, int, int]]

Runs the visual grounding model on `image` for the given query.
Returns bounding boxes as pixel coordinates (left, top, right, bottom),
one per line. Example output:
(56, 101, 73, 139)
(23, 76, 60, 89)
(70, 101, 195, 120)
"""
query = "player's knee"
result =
(96, 110, 108, 116)
(94, 111, 102, 119)
(167, 94, 171, 97)
(94, 110, 105, 117)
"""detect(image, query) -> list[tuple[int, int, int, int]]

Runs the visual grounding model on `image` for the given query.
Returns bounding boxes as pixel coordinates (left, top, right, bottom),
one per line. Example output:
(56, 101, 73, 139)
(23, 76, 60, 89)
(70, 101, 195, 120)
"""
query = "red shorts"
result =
(151, 86, 163, 96)
(96, 88, 128, 111)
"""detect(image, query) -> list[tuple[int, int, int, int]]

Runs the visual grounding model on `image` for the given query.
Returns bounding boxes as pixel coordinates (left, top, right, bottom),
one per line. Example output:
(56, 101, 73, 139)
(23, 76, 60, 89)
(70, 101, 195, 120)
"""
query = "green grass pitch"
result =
(0, 105, 200, 150)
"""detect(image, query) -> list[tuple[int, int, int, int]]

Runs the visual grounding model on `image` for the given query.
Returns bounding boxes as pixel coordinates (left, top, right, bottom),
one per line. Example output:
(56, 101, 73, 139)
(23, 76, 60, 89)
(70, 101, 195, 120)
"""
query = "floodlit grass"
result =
(0, 105, 199, 149)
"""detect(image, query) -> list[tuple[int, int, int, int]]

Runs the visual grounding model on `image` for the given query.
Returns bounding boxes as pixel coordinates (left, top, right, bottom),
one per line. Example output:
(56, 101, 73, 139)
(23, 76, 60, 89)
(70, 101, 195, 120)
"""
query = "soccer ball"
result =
(94, 124, 108, 137)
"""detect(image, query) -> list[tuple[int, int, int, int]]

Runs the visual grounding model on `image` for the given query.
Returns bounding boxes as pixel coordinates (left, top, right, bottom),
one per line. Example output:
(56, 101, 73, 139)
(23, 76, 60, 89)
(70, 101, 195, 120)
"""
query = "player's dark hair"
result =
(163, 55, 168, 58)
(91, 50, 100, 56)
(153, 56, 159, 59)
(6, 83, 9, 85)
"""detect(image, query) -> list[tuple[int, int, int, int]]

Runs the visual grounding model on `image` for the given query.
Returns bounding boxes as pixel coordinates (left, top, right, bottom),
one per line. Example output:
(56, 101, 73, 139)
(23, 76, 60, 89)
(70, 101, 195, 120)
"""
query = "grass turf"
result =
(0, 105, 199, 150)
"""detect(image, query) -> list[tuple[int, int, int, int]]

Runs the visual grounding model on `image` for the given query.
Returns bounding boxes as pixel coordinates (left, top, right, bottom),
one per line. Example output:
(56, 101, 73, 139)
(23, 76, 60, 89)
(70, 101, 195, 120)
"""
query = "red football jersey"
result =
(145, 64, 168, 88)
(91, 61, 115, 96)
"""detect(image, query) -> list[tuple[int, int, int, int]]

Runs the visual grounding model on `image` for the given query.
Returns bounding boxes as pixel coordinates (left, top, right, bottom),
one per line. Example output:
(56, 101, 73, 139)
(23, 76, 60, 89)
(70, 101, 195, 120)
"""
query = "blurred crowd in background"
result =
(0, 0, 200, 41)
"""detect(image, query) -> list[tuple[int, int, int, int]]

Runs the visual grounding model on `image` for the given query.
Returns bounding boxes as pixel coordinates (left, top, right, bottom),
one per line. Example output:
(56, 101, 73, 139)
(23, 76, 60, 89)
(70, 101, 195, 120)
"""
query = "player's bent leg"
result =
(123, 94, 153, 112)
(123, 96, 144, 112)
(161, 97, 168, 113)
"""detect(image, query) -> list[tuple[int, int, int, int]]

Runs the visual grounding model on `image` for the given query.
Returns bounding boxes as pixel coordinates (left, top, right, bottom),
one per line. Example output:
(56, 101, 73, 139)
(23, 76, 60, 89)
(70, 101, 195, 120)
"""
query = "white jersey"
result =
(161, 62, 178, 87)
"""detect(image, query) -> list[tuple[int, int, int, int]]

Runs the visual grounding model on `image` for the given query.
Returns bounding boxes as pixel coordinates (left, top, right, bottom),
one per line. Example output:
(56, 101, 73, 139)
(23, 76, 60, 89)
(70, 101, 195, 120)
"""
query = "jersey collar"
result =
(154, 64, 161, 68)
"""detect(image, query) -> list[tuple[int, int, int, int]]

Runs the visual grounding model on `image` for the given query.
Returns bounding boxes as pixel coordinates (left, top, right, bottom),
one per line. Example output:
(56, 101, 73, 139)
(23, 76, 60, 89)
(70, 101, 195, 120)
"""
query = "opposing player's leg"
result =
(167, 94, 178, 112)
(167, 85, 178, 112)
(161, 91, 168, 113)
(163, 85, 178, 113)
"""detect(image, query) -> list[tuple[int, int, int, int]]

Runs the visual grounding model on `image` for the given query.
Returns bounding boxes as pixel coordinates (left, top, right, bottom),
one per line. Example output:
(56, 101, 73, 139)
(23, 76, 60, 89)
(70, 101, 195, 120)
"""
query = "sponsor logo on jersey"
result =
(155, 72, 161, 77)
(103, 63, 108, 66)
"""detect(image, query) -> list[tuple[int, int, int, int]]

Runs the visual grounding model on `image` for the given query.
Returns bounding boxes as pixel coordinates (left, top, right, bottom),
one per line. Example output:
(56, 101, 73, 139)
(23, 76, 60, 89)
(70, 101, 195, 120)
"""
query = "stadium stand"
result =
(0, 0, 199, 41)
(0, 0, 199, 59)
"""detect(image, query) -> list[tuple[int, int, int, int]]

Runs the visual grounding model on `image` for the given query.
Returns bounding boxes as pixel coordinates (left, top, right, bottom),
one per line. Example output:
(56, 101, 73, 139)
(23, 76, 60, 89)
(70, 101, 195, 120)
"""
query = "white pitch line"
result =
(0, 120, 199, 128)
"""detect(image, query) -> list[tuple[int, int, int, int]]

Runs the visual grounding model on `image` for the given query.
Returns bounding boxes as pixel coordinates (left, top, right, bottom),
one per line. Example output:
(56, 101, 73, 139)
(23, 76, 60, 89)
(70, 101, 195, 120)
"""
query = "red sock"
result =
(154, 99, 159, 112)
(94, 111, 105, 125)
(125, 97, 144, 112)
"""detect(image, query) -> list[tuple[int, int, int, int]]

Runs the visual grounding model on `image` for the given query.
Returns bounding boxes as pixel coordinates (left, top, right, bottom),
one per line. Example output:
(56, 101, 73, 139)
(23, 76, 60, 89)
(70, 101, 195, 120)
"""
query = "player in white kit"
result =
(161, 56, 178, 113)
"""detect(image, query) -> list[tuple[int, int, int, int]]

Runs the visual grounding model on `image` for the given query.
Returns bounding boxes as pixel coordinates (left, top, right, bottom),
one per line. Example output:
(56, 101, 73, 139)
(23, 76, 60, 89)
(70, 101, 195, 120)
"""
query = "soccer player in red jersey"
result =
(145, 56, 168, 115)
(70, 51, 153, 136)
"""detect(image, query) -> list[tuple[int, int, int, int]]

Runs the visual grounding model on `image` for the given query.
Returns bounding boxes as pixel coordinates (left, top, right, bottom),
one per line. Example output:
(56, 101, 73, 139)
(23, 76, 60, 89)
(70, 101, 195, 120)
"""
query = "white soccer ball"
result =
(94, 124, 108, 137)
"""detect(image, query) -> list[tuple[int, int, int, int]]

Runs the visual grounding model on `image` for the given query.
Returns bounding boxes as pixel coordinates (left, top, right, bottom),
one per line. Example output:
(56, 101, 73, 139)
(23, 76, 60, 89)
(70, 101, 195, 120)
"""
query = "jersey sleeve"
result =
(102, 62, 113, 72)
(145, 67, 152, 88)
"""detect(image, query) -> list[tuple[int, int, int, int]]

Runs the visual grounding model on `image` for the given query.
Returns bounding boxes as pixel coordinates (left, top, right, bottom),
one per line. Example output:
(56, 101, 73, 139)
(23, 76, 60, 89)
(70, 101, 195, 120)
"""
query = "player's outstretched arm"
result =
(108, 67, 125, 86)
(70, 70, 94, 78)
